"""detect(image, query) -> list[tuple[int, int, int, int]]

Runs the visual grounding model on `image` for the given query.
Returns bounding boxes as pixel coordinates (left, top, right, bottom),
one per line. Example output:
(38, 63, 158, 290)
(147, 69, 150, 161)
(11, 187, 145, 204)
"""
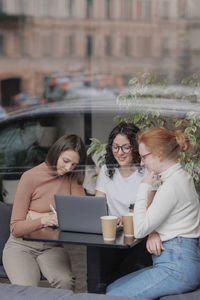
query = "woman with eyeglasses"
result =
(95, 122, 157, 282)
(96, 122, 154, 217)
(106, 128, 200, 299)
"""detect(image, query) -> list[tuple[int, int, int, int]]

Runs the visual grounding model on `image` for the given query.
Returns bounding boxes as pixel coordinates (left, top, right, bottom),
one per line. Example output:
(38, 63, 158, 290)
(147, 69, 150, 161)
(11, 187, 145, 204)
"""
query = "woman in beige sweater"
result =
(3, 134, 86, 290)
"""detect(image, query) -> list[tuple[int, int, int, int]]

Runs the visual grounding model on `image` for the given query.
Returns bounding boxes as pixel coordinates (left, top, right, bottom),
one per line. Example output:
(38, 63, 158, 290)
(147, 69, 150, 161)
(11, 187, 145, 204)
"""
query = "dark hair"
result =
(105, 122, 141, 179)
(45, 134, 86, 184)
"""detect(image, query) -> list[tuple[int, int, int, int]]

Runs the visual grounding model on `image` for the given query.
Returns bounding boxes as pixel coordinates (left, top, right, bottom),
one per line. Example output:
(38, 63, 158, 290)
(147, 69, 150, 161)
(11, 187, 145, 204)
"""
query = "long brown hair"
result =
(45, 134, 86, 184)
(137, 128, 192, 161)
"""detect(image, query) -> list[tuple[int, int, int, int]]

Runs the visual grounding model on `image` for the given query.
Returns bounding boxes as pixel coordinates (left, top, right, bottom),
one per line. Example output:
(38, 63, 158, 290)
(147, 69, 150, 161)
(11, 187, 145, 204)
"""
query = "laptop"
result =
(55, 194, 108, 234)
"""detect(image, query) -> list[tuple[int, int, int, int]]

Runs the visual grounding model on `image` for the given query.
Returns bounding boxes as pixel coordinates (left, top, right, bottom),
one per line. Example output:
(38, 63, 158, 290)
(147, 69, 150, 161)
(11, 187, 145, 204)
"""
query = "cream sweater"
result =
(134, 163, 200, 241)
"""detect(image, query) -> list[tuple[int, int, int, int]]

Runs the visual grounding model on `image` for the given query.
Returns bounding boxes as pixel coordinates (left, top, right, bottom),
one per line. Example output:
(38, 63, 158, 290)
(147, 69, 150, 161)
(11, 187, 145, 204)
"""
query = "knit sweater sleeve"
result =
(134, 182, 177, 239)
(10, 171, 44, 237)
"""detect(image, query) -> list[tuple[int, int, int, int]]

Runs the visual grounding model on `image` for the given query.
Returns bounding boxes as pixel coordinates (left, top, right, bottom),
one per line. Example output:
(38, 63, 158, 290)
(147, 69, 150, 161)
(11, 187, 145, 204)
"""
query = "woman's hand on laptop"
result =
(41, 213, 58, 228)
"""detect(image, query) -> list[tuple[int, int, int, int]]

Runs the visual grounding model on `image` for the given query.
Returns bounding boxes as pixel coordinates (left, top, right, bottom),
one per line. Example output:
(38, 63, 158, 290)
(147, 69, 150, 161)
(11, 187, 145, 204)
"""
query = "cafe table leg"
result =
(86, 246, 123, 294)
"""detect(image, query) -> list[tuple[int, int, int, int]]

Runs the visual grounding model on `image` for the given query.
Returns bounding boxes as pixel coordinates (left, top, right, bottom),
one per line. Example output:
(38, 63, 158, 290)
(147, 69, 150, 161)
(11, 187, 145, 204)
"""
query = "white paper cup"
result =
(100, 216, 118, 241)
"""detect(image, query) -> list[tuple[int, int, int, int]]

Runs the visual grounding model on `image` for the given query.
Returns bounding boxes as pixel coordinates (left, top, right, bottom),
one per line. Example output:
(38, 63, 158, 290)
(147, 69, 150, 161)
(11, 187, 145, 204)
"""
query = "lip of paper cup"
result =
(103, 237, 115, 241)
(100, 216, 117, 220)
(122, 213, 134, 217)
(124, 234, 134, 237)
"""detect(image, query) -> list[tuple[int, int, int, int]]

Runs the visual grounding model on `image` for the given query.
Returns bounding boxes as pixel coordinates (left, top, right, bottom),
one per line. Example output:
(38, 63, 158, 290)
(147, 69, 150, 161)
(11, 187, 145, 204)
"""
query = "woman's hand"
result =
(142, 171, 154, 186)
(41, 213, 58, 228)
(117, 216, 122, 226)
(146, 231, 166, 256)
(142, 172, 162, 188)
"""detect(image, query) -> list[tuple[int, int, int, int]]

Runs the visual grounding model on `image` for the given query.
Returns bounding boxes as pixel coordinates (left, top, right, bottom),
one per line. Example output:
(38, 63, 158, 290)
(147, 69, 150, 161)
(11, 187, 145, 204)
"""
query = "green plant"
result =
(87, 138, 106, 169)
(87, 74, 200, 195)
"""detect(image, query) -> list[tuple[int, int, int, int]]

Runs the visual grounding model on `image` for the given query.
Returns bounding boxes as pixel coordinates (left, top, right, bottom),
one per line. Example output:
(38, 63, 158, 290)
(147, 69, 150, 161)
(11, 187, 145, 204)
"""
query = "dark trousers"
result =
(87, 238, 152, 293)
(99, 238, 152, 286)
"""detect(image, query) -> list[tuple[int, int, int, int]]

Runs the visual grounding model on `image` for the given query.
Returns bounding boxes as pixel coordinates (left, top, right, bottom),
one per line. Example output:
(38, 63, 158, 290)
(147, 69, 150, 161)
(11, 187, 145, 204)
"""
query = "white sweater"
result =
(134, 163, 200, 241)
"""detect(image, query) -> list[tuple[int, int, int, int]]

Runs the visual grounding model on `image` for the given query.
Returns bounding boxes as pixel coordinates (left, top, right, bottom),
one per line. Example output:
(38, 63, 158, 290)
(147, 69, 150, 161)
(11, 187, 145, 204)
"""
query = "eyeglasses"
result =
(112, 144, 132, 154)
(140, 152, 152, 162)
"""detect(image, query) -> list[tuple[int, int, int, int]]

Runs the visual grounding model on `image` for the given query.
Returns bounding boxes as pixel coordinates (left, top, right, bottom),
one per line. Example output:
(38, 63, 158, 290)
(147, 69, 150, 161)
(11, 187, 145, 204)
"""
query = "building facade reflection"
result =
(0, 0, 199, 107)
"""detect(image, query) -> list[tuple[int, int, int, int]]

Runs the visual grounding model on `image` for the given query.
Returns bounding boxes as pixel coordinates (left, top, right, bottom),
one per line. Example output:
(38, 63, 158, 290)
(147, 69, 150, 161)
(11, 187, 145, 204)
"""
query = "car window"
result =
(0, 120, 47, 179)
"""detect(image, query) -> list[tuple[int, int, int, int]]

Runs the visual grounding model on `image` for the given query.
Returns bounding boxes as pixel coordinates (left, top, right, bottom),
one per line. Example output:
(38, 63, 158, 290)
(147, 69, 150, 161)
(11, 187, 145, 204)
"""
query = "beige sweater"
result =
(10, 162, 85, 237)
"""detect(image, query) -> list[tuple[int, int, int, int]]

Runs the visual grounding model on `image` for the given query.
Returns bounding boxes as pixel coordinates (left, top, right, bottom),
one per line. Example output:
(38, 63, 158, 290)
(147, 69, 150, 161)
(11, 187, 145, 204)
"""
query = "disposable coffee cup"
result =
(124, 236, 134, 245)
(103, 239, 116, 245)
(122, 213, 134, 237)
(100, 216, 118, 241)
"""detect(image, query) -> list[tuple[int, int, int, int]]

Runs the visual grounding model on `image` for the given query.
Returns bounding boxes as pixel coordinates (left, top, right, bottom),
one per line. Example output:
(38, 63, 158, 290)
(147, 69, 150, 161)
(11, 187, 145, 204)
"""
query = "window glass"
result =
(65, 0, 73, 18)
(161, 37, 170, 57)
(42, 35, 52, 57)
(0, 0, 3, 12)
(123, 0, 132, 20)
(68, 35, 74, 55)
(141, 0, 151, 20)
(0, 121, 47, 178)
(105, 0, 111, 19)
(105, 35, 112, 56)
(86, 35, 93, 57)
(0, 35, 5, 56)
(0, 0, 199, 201)
(86, 0, 94, 19)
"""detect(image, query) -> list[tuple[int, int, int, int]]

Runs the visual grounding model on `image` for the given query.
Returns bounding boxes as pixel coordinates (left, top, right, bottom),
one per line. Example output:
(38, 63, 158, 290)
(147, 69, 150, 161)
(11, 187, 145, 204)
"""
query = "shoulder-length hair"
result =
(105, 122, 141, 179)
(45, 134, 86, 184)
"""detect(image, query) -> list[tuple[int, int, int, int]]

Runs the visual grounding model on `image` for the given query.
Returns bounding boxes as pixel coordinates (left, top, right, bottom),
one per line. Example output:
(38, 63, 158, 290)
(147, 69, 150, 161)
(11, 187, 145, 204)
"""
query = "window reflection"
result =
(105, 0, 112, 19)
(162, 37, 170, 57)
(161, 0, 171, 20)
(105, 35, 112, 56)
(0, 0, 3, 12)
(66, 0, 73, 18)
(0, 0, 199, 108)
(0, 35, 5, 56)
(86, 0, 93, 19)
(86, 35, 93, 57)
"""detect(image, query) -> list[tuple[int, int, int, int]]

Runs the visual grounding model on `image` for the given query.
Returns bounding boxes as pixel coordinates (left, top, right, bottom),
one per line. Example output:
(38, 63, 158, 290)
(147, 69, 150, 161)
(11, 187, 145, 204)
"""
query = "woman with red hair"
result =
(107, 127, 200, 299)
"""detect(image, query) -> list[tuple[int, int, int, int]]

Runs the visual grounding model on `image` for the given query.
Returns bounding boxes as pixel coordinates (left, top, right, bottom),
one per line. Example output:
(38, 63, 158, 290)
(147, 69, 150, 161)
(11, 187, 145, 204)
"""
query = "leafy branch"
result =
(87, 74, 200, 195)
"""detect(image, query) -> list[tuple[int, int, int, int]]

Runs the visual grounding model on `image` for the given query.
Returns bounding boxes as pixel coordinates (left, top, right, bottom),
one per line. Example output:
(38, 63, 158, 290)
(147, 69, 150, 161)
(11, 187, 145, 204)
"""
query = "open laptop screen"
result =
(55, 194, 108, 234)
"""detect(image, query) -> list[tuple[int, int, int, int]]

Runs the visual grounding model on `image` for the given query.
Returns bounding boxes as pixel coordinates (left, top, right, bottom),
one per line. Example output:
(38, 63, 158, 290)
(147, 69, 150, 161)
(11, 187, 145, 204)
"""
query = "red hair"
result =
(137, 128, 192, 161)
